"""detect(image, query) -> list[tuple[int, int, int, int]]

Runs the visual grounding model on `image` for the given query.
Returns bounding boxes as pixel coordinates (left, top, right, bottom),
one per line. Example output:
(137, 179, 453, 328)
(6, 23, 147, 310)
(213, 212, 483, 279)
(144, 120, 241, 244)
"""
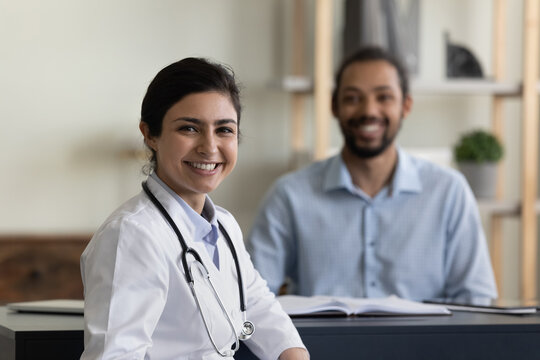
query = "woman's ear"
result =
(139, 122, 157, 150)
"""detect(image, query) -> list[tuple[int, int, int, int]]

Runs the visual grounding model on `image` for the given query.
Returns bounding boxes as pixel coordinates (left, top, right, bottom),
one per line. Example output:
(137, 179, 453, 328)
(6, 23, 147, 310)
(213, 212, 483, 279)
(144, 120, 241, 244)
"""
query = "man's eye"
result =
(378, 94, 394, 102)
(342, 95, 359, 104)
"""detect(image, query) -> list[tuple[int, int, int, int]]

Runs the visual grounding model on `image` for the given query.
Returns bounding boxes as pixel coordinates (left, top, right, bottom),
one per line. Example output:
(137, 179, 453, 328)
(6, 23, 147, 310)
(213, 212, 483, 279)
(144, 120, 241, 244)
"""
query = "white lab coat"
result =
(80, 176, 304, 360)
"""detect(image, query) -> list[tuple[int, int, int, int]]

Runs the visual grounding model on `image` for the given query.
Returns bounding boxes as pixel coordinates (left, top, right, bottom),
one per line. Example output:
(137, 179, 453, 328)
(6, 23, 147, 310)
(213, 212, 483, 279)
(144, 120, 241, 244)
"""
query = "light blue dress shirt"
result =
(247, 148, 497, 304)
(150, 173, 220, 268)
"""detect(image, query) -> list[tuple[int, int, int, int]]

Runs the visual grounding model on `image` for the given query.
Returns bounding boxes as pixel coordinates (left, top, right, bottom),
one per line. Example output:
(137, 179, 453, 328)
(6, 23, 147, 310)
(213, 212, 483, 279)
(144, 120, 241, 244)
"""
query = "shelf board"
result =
(477, 199, 540, 216)
(279, 76, 523, 96)
(411, 79, 521, 96)
(279, 76, 313, 93)
(477, 199, 521, 216)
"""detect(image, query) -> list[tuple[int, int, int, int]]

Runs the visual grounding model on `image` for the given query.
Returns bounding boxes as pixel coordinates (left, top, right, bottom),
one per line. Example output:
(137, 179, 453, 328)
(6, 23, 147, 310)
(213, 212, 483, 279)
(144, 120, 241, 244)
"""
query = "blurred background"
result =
(0, 0, 536, 304)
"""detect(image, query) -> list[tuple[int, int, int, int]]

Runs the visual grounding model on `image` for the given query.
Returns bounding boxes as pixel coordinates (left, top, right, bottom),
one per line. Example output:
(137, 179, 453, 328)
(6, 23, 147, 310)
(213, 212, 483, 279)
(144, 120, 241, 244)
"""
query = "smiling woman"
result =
(141, 91, 239, 213)
(79, 57, 308, 360)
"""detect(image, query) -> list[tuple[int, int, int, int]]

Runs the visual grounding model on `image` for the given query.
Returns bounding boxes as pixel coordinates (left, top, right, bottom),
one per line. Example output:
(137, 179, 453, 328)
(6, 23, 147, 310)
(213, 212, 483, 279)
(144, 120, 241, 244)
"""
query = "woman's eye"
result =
(217, 127, 235, 135)
(179, 125, 197, 133)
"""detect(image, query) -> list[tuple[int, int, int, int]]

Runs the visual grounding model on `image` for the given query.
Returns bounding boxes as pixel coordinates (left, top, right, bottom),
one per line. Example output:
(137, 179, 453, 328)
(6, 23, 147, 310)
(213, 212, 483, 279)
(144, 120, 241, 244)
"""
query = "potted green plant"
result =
(453, 129, 504, 198)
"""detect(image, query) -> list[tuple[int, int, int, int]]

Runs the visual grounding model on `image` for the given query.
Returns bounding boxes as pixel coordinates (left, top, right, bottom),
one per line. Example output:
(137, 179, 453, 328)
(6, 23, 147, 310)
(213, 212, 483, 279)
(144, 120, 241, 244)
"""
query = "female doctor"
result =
(80, 58, 309, 360)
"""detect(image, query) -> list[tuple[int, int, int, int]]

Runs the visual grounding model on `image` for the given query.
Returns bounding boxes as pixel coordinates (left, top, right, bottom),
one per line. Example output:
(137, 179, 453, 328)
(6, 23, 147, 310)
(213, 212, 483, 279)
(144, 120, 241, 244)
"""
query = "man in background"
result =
(247, 46, 497, 305)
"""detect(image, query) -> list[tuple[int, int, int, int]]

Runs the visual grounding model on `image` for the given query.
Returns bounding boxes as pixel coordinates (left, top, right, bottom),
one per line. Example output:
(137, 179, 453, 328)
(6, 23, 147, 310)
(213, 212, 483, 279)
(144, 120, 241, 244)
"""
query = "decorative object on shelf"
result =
(453, 130, 503, 199)
(343, 0, 420, 74)
(445, 32, 484, 78)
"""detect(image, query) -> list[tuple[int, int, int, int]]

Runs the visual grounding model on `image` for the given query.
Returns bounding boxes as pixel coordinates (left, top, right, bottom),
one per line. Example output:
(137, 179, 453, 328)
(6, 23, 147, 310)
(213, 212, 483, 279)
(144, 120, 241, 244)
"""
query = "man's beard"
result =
(341, 115, 402, 159)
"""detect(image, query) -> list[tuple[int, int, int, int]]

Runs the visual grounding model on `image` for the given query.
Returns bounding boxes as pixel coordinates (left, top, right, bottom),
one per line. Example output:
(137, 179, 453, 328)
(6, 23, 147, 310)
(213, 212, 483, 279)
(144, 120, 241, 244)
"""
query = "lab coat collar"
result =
(144, 175, 218, 246)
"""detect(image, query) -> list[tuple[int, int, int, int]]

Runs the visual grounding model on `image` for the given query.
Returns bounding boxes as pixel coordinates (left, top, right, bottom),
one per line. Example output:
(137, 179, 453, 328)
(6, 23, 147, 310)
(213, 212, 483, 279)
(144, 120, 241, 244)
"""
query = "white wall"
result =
(0, 0, 292, 234)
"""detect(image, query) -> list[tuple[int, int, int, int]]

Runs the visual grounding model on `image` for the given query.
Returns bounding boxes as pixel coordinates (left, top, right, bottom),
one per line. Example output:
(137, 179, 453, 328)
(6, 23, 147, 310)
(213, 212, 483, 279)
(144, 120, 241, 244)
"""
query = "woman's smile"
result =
(186, 161, 220, 171)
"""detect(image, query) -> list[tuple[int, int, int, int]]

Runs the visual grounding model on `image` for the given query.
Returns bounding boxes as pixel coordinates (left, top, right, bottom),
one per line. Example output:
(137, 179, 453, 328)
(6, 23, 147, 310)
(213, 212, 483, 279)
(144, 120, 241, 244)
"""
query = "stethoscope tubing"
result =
(141, 181, 253, 355)
(142, 181, 245, 302)
(189, 261, 240, 355)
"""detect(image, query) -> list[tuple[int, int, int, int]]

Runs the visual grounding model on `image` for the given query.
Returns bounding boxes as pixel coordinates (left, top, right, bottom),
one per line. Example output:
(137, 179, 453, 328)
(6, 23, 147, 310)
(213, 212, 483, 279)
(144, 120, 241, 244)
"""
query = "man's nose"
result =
(357, 97, 379, 118)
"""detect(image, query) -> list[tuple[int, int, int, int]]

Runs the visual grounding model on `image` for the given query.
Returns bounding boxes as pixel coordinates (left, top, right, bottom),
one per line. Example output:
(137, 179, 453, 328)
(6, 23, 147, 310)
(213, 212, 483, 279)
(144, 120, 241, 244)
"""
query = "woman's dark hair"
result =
(141, 57, 242, 172)
(331, 46, 409, 107)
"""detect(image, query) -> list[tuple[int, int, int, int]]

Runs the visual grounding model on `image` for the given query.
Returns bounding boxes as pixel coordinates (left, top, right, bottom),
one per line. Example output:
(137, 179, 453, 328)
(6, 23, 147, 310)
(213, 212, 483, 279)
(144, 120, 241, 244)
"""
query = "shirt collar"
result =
(149, 173, 218, 242)
(322, 155, 355, 192)
(322, 147, 423, 197)
(391, 147, 422, 195)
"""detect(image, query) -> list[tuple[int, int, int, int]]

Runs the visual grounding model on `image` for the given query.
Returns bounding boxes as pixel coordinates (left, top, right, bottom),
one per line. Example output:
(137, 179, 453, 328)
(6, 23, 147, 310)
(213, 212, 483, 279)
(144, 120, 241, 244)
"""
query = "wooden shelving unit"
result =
(286, 0, 539, 301)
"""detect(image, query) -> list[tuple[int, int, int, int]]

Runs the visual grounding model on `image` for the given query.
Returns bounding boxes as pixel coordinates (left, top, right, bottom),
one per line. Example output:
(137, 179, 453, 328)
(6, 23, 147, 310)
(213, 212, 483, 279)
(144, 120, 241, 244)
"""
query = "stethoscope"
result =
(142, 181, 255, 357)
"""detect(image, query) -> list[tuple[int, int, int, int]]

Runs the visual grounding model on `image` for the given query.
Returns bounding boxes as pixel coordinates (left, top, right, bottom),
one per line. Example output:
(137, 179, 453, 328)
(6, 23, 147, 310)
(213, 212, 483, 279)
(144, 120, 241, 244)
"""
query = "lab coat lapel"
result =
(144, 177, 196, 238)
(212, 228, 242, 320)
(186, 228, 241, 348)
(190, 222, 242, 333)
(145, 177, 241, 325)
(192, 234, 240, 313)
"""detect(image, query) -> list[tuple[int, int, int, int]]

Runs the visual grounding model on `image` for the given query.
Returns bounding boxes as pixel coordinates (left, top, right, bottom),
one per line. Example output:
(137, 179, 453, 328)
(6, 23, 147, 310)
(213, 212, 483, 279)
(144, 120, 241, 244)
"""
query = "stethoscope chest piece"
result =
(240, 320, 255, 340)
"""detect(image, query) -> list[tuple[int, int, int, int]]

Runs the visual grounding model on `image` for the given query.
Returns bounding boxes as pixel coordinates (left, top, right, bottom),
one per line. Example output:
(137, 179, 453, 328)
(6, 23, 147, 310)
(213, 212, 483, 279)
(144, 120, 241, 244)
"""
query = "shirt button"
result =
(369, 242, 375, 247)
(370, 281, 376, 287)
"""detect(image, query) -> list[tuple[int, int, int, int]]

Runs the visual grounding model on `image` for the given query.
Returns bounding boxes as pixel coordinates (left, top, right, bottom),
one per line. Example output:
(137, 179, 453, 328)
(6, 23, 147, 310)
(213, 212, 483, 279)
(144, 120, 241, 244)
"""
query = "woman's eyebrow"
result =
(173, 117, 200, 124)
(215, 119, 237, 126)
(172, 117, 237, 126)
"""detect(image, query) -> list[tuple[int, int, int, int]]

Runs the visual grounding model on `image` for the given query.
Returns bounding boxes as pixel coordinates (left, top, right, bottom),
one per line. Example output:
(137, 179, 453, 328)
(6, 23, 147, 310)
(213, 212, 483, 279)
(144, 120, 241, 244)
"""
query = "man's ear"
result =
(139, 122, 157, 151)
(331, 98, 338, 118)
(402, 94, 413, 118)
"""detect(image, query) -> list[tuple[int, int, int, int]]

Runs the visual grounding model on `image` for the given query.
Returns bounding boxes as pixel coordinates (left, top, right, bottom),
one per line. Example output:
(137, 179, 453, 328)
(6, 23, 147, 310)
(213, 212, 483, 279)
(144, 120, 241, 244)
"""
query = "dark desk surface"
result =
(0, 307, 84, 360)
(2, 307, 540, 359)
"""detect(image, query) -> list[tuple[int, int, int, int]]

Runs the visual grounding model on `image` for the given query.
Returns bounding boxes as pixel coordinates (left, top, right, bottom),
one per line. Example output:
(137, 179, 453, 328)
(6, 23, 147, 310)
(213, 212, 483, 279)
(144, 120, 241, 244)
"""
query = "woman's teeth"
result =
(190, 162, 217, 170)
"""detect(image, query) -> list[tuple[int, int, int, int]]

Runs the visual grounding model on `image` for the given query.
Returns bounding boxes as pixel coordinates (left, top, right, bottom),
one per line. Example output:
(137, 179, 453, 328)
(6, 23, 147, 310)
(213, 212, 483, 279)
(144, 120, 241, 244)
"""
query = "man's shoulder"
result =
(405, 151, 465, 183)
(401, 151, 472, 199)
(275, 156, 335, 188)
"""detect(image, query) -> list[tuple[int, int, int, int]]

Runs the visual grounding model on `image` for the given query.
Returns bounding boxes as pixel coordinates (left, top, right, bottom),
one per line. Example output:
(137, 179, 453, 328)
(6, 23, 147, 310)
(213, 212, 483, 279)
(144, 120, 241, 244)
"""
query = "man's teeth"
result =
(190, 162, 217, 170)
(360, 124, 379, 133)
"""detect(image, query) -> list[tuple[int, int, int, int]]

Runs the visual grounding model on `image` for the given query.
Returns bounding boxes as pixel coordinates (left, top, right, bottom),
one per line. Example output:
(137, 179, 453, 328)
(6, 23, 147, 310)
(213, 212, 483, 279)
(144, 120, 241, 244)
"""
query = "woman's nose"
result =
(197, 133, 218, 156)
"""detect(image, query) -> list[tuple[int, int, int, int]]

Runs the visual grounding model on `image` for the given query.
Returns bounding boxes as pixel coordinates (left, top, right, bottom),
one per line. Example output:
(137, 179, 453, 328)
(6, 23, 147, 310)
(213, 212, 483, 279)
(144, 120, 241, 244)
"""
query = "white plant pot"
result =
(457, 162, 498, 199)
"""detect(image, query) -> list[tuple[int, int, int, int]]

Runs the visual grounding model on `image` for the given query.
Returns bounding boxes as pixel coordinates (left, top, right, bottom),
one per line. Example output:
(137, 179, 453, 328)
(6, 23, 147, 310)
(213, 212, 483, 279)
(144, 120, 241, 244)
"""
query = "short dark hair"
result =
(331, 46, 409, 106)
(140, 57, 242, 171)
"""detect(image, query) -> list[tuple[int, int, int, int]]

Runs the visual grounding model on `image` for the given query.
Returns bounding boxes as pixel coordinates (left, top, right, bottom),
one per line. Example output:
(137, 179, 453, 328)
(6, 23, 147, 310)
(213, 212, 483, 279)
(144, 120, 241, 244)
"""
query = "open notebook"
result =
(277, 295, 451, 317)
(7, 299, 84, 314)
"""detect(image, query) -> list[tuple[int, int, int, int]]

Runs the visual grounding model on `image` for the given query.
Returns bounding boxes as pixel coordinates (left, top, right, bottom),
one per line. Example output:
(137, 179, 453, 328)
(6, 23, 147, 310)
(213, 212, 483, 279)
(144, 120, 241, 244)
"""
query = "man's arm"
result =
(443, 174, 498, 305)
(247, 182, 296, 294)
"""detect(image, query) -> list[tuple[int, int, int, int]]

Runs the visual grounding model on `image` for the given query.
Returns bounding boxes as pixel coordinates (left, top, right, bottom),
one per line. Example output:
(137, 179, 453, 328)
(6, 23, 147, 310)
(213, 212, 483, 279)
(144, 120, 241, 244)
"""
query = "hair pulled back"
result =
(140, 57, 242, 172)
